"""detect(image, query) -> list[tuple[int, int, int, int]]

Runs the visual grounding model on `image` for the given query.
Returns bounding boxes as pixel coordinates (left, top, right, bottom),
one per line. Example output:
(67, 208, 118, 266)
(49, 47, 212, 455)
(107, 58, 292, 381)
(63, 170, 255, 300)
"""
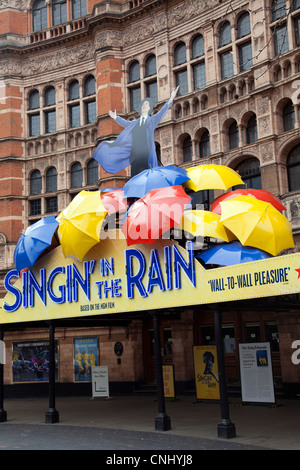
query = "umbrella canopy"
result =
(211, 189, 286, 214)
(219, 195, 294, 256)
(56, 190, 108, 261)
(197, 241, 271, 266)
(122, 166, 189, 199)
(184, 164, 245, 192)
(101, 189, 128, 215)
(122, 185, 191, 245)
(14, 216, 59, 274)
(176, 210, 236, 242)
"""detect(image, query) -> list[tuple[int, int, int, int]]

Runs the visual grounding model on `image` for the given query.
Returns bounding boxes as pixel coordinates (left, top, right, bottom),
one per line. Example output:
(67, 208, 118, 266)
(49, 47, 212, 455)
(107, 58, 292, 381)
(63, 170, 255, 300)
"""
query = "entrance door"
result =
(142, 320, 173, 384)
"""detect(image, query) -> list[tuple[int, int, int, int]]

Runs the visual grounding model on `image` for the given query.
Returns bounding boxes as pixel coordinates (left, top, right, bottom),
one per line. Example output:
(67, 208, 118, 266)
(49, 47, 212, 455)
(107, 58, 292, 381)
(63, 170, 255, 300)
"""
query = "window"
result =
(45, 110, 56, 133)
(85, 101, 96, 124)
(271, 0, 286, 22)
(146, 81, 158, 104)
(265, 322, 279, 352)
(30, 199, 41, 216)
(287, 144, 300, 191)
(174, 42, 186, 66)
(229, 121, 239, 149)
(219, 21, 231, 47)
(235, 158, 262, 189)
(29, 90, 40, 110)
(245, 322, 261, 342)
(46, 196, 58, 213)
(239, 41, 253, 72)
(274, 25, 289, 55)
(283, 101, 295, 132)
(294, 15, 300, 45)
(69, 104, 80, 127)
(72, 0, 87, 19)
(193, 61, 206, 90)
(87, 159, 98, 185)
(44, 87, 55, 107)
(145, 55, 156, 77)
(246, 115, 258, 144)
(129, 61, 140, 83)
(46, 167, 57, 193)
(291, 0, 300, 11)
(183, 136, 192, 162)
(30, 170, 42, 195)
(237, 12, 251, 38)
(220, 50, 234, 79)
(84, 76, 96, 124)
(52, 0, 67, 25)
(69, 80, 80, 100)
(145, 56, 158, 104)
(175, 69, 188, 96)
(199, 130, 210, 158)
(222, 325, 235, 353)
(84, 76, 95, 96)
(33, 0, 47, 31)
(71, 162, 83, 188)
(192, 35, 204, 59)
(29, 114, 40, 137)
(129, 86, 141, 112)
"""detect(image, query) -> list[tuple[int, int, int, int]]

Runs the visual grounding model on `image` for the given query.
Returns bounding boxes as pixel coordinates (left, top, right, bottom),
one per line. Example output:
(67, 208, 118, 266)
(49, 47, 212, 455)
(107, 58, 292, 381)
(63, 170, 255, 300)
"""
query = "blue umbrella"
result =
(14, 216, 59, 274)
(100, 187, 118, 193)
(122, 166, 189, 198)
(196, 241, 271, 266)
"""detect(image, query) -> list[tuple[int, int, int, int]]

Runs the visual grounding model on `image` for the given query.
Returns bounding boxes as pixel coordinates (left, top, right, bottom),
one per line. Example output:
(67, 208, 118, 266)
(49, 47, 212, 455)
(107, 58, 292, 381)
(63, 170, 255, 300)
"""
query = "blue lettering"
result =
(173, 241, 195, 289)
(164, 245, 173, 291)
(73, 262, 91, 302)
(28, 269, 47, 307)
(125, 248, 147, 299)
(3, 270, 22, 312)
(48, 266, 66, 304)
(147, 249, 165, 293)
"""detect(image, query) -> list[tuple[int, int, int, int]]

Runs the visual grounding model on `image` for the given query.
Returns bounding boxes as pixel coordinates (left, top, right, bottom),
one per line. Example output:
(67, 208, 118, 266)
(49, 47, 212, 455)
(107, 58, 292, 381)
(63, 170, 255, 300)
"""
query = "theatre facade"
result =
(1, 0, 300, 399)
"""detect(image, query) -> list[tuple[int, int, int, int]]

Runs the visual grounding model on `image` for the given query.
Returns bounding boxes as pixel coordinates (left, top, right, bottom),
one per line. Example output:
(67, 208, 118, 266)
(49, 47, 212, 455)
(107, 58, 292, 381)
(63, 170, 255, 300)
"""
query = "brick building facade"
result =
(1, 0, 300, 396)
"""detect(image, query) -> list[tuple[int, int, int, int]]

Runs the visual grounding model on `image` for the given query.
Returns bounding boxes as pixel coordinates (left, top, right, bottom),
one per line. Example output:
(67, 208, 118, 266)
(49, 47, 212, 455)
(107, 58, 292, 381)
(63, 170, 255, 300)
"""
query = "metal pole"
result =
(0, 327, 7, 422)
(214, 308, 236, 438)
(153, 312, 171, 431)
(45, 321, 59, 423)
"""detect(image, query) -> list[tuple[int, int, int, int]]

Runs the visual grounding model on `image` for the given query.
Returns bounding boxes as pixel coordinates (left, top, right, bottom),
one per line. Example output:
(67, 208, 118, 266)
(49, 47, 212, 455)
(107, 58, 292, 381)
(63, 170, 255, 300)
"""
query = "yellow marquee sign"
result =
(1, 232, 300, 324)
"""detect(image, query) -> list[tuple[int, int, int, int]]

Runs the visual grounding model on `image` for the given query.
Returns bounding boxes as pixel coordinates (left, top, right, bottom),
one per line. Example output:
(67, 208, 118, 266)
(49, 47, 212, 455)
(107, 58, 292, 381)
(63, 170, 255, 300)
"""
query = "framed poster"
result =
(193, 345, 220, 400)
(12, 340, 58, 383)
(163, 364, 175, 398)
(74, 337, 98, 382)
(239, 342, 275, 403)
(91, 366, 109, 398)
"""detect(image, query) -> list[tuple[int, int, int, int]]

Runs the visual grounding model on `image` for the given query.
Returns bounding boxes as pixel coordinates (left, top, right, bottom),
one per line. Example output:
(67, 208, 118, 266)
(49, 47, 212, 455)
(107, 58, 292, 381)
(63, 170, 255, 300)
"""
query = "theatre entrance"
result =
(142, 320, 173, 384)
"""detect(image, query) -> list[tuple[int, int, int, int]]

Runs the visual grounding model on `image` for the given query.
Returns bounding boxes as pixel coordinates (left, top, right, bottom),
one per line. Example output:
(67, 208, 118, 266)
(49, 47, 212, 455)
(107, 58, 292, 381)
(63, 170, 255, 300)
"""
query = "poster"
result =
(12, 340, 58, 383)
(239, 342, 275, 403)
(91, 365, 109, 398)
(193, 345, 220, 400)
(163, 364, 175, 398)
(74, 337, 98, 382)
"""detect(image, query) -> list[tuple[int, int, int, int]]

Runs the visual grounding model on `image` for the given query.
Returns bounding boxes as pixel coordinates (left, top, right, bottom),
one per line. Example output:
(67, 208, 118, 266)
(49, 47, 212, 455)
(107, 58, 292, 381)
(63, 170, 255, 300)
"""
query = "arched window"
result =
(72, 0, 87, 19)
(84, 76, 95, 96)
(52, 0, 67, 26)
(235, 158, 262, 189)
(192, 35, 204, 59)
(183, 136, 193, 162)
(229, 121, 239, 149)
(199, 130, 210, 158)
(44, 87, 55, 107)
(237, 12, 251, 38)
(174, 42, 186, 66)
(71, 162, 83, 188)
(271, 0, 286, 22)
(145, 55, 156, 77)
(246, 115, 258, 144)
(87, 159, 98, 185)
(219, 21, 231, 47)
(84, 76, 96, 124)
(29, 90, 40, 110)
(283, 101, 295, 131)
(287, 144, 300, 191)
(68, 80, 80, 127)
(28, 90, 40, 136)
(69, 80, 79, 101)
(30, 170, 42, 195)
(33, 0, 47, 31)
(129, 61, 140, 83)
(46, 167, 57, 193)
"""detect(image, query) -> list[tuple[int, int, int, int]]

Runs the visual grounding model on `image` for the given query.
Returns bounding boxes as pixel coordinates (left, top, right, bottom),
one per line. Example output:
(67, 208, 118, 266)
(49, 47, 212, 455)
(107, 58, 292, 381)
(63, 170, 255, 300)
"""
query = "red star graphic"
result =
(295, 268, 300, 279)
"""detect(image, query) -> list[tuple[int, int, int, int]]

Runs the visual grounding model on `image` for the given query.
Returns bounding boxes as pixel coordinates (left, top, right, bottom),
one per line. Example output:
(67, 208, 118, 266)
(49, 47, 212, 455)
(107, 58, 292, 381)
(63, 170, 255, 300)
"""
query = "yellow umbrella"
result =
(184, 164, 245, 192)
(177, 210, 236, 242)
(219, 195, 294, 256)
(56, 190, 108, 261)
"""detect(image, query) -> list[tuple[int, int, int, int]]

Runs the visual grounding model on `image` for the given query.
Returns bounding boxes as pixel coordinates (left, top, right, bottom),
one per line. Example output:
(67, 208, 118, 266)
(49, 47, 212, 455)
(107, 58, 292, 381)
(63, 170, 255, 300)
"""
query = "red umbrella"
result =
(210, 189, 286, 215)
(121, 185, 191, 246)
(101, 189, 129, 215)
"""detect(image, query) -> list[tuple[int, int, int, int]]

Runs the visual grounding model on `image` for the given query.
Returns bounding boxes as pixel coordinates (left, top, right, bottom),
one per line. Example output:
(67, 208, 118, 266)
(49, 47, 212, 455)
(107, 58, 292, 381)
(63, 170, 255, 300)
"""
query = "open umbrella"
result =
(101, 189, 128, 215)
(219, 195, 294, 256)
(122, 166, 189, 199)
(14, 216, 59, 274)
(176, 210, 236, 242)
(122, 185, 191, 245)
(184, 164, 245, 192)
(211, 189, 286, 214)
(196, 241, 271, 266)
(56, 190, 107, 261)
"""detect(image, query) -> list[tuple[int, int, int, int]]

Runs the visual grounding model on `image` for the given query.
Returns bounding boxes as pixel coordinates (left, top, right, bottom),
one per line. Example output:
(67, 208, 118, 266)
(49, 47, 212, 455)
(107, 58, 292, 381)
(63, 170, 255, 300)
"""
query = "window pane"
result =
(45, 110, 56, 133)
(235, 158, 262, 189)
(193, 62, 206, 90)
(30, 170, 42, 195)
(192, 35, 204, 58)
(283, 102, 295, 131)
(292, 0, 300, 11)
(71, 162, 82, 188)
(272, 0, 286, 21)
(200, 130, 210, 158)
(69, 104, 80, 127)
(265, 322, 279, 352)
(146, 80, 158, 104)
(46, 167, 57, 192)
(294, 15, 300, 45)
(145, 55, 156, 77)
(85, 100, 96, 124)
(175, 69, 188, 95)
(44, 87, 55, 107)
(219, 21, 231, 47)
(29, 114, 40, 136)
(246, 115, 258, 143)
(287, 145, 300, 191)
(229, 122, 239, 149)
(52, 0, 67, 25)
(245, 322, 261, 342)
(274, 25, 289, 55)
(33, 0, 47, 31)
(183, 136, 192, 162)
(46, 196, 58, 213)
(239, 41, 253, 71)
(69, 80, 79, 100)
(84, 76, 95, 96)
(129, 61, 140, 83)
(72, 0, 87, 19)
(174, 42, 186, 66)
(29, 90, 40, 110)
(222, 325, 235, 353)
(237, 12, 251, 38)
(129, 86, 141, 112)
(87, 159, 98, 185)
(30, 199, 41, 216)
(201, 326, 215, 345)
(220, 50, 233, 79)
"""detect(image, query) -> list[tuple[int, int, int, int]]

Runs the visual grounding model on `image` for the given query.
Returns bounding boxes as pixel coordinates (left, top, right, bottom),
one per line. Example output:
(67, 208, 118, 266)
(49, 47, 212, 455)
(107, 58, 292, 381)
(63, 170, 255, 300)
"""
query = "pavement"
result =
(0, 394, 299, 451)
